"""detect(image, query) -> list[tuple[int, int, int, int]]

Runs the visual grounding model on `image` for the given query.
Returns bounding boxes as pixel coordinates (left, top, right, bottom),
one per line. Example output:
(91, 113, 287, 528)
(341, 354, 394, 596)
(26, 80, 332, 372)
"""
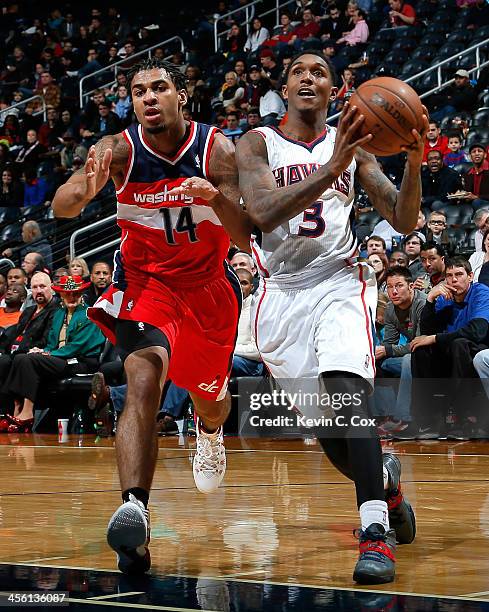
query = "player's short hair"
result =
(284, 49, 337, 87)
(127, 58, 187, 93)
(385, 266, 413, 283)
(420, 241, 445, 257)
(445, 256, 472, 274)
(367, 235, 386, 249)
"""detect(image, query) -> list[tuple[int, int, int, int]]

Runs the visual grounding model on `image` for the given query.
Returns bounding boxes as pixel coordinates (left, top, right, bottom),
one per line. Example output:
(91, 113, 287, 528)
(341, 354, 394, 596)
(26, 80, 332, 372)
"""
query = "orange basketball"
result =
(348, 77, 424, 156)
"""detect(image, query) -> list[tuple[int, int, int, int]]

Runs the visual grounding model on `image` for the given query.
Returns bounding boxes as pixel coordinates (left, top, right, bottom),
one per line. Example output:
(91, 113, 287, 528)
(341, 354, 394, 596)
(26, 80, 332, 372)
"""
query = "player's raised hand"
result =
(84, 145, 112, 201)
(166, 177, 219, 203)
(330, 102, 373, 175)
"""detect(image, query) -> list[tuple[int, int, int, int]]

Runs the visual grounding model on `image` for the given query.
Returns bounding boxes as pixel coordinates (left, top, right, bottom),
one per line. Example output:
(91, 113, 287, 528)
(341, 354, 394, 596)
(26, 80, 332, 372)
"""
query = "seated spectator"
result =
(83, 261, 112, 306)
(424, 211, 455, 256)
(376, 266, 426, 433)
(443, 133, 468, 169)
(222, 22, 247, 55)
(414, 209, 427, 238)
(461, 144, 489, 211)
(403, 232, 425, 279)
(229, 251, 257, 276)
(0, 272, 56, 408)
(368, 252, 389, 292)
(1, 275, 105, 433)
(23, 167, 49, 208)
(59, 131, 88, 174)
(0, 168, 23, 222)
(20, 221, 53, 271)
(233, 269, 264, 376)
(114, 85, 132, 124)
(410, 257, 489, 438)
(260, 50, 281, 89)
(223, 111, 244, 143)
(6, 268, 27, 290)
(81, 101, 122, 147)
(37, 107, 63, 148)
(370, 219, 403, 251)
(473, 207, 489, 252)
(258, 78, 286, 126)
(68, 257, 90, 280)
(388, 0, 417, 27)
(0, 274, 6, 303)
(413, 241, 447, 294)
(422, 121, 449, 165)
(244, 17, 270, 53)
(14, 129, 46, 174)
(244, 65, 263, 109)
(421, 150, 463, 211)
(389, 250, 409, 268)
(267, 11, 295, 47)
(21, 252, 47, 286)
(321, 4, 349, 42)
(53, 267, 68, 284)
(219, 72, 245, 110)
(0, 284, 26, 329)
(331, 67, 355, 113)
(469, 228, 489, 282)
(0, 115, 22, 147)
(366, 235, 386, 256)
(242, 107, 261, 133)
(430, 70, 478, 123)
(290, 8, 321, 49)
(336, 8, 369, 45)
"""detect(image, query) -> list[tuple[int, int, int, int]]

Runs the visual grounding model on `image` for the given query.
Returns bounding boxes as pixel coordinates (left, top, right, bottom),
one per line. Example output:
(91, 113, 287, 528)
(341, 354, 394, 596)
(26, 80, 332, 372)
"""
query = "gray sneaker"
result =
(107, 494, 151, 574)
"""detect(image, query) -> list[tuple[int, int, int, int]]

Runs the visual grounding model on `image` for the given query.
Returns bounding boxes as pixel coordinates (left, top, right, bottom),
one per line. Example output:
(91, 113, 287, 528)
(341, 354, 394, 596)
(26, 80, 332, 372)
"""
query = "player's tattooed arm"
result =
(52, 134, 129, 218)
(355, 148, 421, 234)
(237, 131, 343, 232)
(207, 133, 253, 251)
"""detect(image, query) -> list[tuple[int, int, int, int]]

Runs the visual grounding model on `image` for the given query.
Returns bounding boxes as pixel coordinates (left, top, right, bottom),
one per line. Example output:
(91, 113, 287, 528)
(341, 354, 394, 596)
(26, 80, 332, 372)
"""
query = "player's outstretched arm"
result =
(236, 103, 372, 233)
(355, 107, 429, 234)
(52, 134, 128, 218)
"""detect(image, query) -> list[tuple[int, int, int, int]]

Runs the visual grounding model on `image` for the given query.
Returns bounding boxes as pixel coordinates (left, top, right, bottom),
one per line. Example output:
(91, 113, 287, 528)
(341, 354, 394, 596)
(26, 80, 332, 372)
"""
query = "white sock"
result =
(383, 465, 389, 490)
(359, 500, 389, 531)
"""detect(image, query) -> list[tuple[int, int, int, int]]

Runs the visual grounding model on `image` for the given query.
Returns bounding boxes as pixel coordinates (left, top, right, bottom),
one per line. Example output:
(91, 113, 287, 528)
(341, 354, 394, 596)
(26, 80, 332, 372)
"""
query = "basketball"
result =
(348, 77, 424, 156)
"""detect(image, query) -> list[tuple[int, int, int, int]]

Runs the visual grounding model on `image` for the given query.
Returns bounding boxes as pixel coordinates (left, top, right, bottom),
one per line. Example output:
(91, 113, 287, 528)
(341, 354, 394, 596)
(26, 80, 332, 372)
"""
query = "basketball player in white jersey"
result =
(236, 51, 429, 584)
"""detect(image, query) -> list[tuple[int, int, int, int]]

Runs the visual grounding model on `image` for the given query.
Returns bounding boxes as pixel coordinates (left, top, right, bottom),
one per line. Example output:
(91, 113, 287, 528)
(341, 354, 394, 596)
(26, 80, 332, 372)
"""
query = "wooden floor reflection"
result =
(1, 433, 489, 600)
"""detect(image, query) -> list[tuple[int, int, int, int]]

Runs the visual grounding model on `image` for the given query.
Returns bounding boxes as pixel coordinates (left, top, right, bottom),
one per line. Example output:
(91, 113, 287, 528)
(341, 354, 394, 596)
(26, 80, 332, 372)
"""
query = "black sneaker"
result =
(383, 453, 416, 544)
(353, 523, 396, 584)
(107, 494, 151, 575)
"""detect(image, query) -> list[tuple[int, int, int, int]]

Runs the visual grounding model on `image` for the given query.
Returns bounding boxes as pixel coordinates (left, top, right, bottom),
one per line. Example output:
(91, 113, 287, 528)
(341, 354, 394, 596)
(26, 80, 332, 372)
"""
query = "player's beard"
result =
(145, 123, 166, 134)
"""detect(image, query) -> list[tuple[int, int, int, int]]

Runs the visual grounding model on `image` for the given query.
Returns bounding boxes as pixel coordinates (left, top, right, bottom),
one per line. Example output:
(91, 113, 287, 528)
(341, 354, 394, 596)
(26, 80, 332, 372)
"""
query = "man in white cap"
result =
(430, 68, 477, 121)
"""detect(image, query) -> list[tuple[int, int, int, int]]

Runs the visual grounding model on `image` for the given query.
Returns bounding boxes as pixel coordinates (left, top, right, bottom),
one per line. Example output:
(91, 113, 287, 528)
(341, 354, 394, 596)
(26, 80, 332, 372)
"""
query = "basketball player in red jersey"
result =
(236, 51, 429, 584)
(52, 58, 251, 575)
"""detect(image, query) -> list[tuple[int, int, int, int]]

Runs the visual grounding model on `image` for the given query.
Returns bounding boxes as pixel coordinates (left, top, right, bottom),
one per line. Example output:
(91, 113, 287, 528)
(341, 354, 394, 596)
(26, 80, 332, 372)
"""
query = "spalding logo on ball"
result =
(348, 76, 424, 156)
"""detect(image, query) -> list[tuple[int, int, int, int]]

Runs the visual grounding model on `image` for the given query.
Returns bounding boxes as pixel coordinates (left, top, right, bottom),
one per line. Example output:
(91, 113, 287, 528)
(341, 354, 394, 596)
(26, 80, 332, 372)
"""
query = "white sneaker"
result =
(107, 493, 151, 574)
(193, 418, 226, 494)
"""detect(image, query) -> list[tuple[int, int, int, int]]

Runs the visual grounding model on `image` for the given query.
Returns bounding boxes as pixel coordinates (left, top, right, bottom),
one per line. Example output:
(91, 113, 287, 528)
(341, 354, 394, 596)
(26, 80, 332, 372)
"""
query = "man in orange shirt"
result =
(0, 284, 27, 329)
(422, 121, 450, 165)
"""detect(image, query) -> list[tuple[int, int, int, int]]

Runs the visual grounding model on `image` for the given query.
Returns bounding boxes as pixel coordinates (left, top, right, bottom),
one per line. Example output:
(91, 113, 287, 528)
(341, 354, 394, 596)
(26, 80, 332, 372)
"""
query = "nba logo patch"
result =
(365, 354, 370, 369)
(126, 299, 134, 312)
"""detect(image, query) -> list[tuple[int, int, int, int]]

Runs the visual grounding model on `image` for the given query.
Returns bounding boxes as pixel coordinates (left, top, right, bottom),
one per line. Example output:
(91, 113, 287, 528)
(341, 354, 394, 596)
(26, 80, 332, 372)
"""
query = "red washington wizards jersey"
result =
(114, 121, 230, 287)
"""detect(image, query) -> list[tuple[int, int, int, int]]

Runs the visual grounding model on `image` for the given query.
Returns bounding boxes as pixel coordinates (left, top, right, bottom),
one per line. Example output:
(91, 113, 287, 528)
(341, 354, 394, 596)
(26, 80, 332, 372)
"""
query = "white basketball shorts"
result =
(252, 262, 377, 391)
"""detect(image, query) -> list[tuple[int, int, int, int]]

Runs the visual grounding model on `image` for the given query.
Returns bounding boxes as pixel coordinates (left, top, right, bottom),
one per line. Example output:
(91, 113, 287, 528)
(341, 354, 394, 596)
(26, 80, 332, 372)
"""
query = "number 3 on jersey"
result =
(298, 200, 326, 238)
(160, 207, 199, 245)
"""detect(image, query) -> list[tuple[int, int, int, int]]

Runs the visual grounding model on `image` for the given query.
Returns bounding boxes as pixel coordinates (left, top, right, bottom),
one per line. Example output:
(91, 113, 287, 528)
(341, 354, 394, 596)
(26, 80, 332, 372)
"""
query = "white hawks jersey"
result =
(250, 125, 357, 284)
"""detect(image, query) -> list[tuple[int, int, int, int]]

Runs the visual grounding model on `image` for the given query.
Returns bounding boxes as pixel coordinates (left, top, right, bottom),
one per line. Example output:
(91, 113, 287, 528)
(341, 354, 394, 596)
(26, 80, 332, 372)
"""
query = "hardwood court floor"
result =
(1, 433, 489, 604)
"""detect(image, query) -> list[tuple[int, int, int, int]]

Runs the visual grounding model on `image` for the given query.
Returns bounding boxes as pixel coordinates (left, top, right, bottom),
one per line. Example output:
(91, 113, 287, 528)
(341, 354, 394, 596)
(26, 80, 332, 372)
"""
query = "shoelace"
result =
(353, 527, 395, 563)
(196, 432, 222, 471)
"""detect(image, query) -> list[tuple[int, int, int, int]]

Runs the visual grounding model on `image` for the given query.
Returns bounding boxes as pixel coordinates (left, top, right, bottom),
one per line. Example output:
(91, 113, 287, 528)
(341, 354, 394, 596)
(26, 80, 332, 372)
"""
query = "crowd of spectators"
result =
(0, 0, 487, 437)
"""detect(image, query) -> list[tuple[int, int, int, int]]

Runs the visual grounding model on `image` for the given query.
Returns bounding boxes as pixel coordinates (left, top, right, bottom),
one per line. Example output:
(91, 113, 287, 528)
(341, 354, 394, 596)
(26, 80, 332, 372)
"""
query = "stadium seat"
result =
(477, 92, 489, 110)
(384, 49, 410, 66)
(431, 11, 452, 25)
(423, 22, 450, 37)
(366, 40, 392, 56)
(400, 60, 429, 79)
(419, 33, 446, 48)
(459, 204, 475, 226)
(0, 225, 18, 243)
(374, 62, 401, 77)
(471, 110, 489, 128)
(439, 204, 461, 226)
(436, 42, 465, 61)
(359, 209, 381, 232)
(447, 227, 467, 249)
(471, 25, 489, 42)
(452, 162, 473, 175)
(447, 29, 473, 44)
(466, 129, 489, 148)
(412, 45, 438, 62)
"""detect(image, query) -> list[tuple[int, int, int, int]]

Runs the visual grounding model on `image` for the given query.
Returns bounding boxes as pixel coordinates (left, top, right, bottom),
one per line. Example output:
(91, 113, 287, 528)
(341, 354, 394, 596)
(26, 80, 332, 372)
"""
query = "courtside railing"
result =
(326, 37, 489, 124)
(79, 36, 185, 108)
